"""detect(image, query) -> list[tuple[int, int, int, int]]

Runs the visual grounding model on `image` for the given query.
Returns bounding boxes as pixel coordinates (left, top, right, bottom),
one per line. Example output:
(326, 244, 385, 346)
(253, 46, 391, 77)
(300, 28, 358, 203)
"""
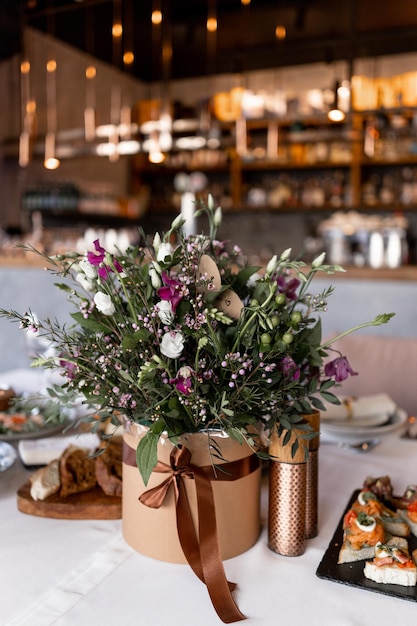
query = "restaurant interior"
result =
(1, 2, 417, 625)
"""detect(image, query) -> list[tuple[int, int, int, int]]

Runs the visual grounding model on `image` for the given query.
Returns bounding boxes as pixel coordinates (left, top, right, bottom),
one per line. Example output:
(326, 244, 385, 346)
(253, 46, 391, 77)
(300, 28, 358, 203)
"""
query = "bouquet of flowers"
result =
(0, 197, 393, 483)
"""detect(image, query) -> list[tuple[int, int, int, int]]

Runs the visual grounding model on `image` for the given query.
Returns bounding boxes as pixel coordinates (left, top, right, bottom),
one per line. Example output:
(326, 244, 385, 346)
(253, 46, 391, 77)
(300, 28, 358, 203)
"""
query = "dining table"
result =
(0, 368, 416, 626)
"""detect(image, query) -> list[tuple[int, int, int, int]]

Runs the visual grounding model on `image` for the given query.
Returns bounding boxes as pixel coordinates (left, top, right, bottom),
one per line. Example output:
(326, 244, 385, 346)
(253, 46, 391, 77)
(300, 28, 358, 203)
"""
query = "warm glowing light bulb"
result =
(85, 65, 96, 79)
(328, 108, 345, 122)
(46, 59, 57, 73)
(241, 0, 251, 4)
(275, 25, 286, 40)
(123, 51, 134, 65)
(152, 10, 162, 25)
(20, 60, 30, 74)
(207, 17, 217, 32)
(44, 157, 60, 170)
(112, 22, 123, 38)
(149, 150, 165, 164)
(26, 100, 36, 114)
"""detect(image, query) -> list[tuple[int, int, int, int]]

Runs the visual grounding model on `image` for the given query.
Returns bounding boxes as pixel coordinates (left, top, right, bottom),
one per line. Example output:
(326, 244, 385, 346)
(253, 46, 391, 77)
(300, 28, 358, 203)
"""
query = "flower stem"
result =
(320, 313, 395, 349)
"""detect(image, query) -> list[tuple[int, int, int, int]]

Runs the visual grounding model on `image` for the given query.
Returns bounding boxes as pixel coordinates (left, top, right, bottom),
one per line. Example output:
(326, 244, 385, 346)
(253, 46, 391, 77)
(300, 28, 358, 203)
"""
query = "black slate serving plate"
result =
(316, 489, 417, 602)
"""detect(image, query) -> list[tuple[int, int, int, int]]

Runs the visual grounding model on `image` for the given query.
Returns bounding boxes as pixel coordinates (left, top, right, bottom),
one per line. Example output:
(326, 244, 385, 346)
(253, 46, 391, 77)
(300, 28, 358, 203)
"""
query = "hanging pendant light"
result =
(19, 57, 31, 167)
(19, 27, 36, 168)
(44, 58, 60, 170)
(84, 65, 96, 141)
(328, 81, 346, 122)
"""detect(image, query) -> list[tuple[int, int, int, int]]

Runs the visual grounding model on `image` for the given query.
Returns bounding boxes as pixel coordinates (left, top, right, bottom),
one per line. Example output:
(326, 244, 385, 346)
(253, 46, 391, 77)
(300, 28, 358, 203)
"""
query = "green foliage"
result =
(0, 196, 394, 480)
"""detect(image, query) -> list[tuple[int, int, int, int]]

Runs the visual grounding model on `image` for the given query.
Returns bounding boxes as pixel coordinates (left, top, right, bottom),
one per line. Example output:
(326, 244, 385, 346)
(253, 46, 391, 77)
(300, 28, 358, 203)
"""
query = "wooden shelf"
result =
(132, 109, 417, 218)
(1, 254, 417, 280)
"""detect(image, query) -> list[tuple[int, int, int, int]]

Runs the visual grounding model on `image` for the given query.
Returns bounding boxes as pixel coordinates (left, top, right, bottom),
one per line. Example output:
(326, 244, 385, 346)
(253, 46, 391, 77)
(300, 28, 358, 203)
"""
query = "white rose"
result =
(156, 300, 174, 324)
(160, 331, 185, 359)
(79, 258, 97, 279)
(157, 242, 173, 262)
(75, 272, 94, 292)
(94, 292, 115, 315)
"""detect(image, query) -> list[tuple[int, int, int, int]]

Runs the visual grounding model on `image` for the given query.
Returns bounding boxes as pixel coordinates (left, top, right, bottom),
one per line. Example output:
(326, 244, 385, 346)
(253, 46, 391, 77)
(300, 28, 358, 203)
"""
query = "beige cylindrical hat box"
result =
(122, 427, 261, 563)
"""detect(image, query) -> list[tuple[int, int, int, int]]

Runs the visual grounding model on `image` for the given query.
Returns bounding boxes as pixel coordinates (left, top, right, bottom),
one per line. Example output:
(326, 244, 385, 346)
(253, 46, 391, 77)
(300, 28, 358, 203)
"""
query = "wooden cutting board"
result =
(17, 482, 122, 520)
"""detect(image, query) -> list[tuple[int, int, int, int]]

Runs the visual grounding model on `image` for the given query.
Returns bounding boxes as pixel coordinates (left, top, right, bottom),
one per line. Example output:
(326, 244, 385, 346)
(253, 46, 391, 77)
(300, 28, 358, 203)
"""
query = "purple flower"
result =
(280, 355, 300, 381)
(59, 356, 77, 379)
(157, 272, 183, 312)
(276, 276, 300, 301)
(169, 366, 194, 395)
(324, 356, 358, 382)
(87, 239, 123, 280)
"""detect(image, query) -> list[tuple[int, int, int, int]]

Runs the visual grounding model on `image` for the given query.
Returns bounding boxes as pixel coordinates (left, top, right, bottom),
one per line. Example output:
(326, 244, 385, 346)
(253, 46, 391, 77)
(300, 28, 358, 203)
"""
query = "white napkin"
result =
(321, 393, 397, 422)
(0, 368, 49, 395)
(18, 432, 101, 466)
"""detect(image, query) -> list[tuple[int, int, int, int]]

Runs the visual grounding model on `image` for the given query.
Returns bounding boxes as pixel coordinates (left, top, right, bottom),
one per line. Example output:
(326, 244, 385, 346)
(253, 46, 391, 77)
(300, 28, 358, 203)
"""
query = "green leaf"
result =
(136, 432, 159, 486)
(70, 311, 110, 334)
(320, 391, 340, 403)
(310, 396, 326, 411)
(320, 378, 336, 391)
(122, 329, 151, 348)
(53, 282, 74, 293)
(232, 266, 261, 294)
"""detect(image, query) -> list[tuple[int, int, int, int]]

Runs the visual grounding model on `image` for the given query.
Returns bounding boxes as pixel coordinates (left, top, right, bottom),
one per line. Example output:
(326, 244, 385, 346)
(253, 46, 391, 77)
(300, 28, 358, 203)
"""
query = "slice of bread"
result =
(338, 535, 408, 565)
(95, 437, 123, 497)
(59, 445, 96, 497)
(338, 543, 376, 564)
(364, 543, 417, 586)
(381, 514, 411, 538)
(364, 560, 417, 586)
(0, 387, 15, 411)
(397, 509, 417, 537)
(30, 459, 61, 501)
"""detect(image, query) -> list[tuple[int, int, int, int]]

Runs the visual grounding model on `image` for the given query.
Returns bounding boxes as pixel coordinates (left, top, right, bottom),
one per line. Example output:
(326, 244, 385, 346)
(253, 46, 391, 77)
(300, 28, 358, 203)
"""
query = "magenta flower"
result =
(280, 355, 300, 381)
(169, 366, 194, 395)
(87, 239, 123, 280)
(324, 356, 358, 382)
(157, 272, 183, 312)
(276, 276, 300, 301)
(59, 356, 77, 380)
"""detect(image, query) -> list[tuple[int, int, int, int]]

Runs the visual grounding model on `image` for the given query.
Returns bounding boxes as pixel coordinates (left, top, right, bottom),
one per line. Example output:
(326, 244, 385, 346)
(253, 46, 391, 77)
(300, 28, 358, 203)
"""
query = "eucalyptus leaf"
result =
(136, 433, 159, 486)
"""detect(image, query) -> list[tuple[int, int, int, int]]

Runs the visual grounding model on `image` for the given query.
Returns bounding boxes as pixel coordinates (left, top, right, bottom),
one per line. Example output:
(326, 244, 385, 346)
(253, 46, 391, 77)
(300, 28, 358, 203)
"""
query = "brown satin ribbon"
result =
(123, 441, 260, 623)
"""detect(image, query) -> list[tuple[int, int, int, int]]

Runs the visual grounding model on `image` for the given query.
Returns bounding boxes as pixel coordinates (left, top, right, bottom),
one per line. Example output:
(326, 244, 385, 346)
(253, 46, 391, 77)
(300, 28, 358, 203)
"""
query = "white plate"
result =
(321, 412, 390, 428)
(0, 441, 17, 471)
(320, 408, 408, 442)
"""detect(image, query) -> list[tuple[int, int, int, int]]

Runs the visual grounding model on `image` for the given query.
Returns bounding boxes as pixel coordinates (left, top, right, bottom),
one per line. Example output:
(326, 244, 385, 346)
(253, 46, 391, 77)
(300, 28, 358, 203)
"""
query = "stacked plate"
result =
(320, 393, 408, 443)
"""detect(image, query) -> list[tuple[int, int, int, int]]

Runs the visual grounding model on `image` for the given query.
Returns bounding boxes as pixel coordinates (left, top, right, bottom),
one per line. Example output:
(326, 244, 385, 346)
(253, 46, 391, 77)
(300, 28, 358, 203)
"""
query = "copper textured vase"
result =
(267, 425, 308, 557)
(122, 425, 262, 564)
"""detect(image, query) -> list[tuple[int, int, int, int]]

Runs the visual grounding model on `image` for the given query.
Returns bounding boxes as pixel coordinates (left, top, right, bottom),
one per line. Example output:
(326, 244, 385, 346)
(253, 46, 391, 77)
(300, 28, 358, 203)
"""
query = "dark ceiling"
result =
(4, 1, 417, 82)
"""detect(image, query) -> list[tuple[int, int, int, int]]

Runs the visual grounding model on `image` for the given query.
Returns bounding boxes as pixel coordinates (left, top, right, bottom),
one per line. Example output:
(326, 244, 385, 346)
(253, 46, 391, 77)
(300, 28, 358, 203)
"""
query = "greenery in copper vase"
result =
(0, 197, 393, 483)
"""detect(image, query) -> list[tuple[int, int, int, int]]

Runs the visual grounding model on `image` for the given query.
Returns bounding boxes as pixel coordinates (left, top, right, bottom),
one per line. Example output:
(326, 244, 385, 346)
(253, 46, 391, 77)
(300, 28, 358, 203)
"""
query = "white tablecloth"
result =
(1, 373, 416, 625)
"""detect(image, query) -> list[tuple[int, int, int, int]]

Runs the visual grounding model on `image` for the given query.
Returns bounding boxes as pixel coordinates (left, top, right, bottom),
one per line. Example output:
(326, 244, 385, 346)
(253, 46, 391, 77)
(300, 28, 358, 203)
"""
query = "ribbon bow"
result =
(124, 441, 260, 623)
